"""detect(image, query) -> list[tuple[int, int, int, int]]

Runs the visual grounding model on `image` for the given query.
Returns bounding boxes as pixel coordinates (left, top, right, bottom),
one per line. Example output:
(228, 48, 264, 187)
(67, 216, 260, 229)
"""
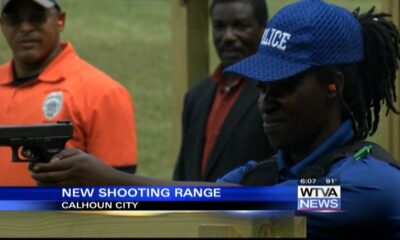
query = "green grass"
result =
(63, 0, 173, 179)
(0, 0, 385, 180)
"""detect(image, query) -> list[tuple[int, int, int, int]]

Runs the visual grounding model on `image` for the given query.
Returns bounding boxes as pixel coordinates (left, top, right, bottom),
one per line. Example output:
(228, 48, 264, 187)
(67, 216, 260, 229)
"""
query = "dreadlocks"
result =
(318, 7, 400, 140)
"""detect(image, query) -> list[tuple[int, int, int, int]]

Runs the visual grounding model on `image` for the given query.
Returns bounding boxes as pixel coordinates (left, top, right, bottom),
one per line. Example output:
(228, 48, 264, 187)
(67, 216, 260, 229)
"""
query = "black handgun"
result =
(0, 121, 73, 170)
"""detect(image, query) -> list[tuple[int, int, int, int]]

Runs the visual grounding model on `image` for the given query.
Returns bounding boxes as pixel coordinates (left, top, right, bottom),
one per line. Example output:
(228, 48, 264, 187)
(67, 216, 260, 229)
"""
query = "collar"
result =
(0, 42, 76, 85)
(211, 64, 225, 84)
(212, 64, 243, 91)
(277, 119, 354, 180)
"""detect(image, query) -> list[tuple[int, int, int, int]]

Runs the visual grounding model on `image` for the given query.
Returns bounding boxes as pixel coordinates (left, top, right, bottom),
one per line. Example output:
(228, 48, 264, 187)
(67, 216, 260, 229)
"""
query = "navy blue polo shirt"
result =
(217, 120, 400, 237)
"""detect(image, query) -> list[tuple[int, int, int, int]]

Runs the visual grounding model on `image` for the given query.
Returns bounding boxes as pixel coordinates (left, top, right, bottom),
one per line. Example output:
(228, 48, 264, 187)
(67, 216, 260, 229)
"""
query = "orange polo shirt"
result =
(0, 42, 138, 186)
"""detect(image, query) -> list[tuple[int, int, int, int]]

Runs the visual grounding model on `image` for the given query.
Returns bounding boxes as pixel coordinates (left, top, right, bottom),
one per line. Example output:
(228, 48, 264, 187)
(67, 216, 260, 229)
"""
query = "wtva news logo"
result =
(297, 185, 341, 212)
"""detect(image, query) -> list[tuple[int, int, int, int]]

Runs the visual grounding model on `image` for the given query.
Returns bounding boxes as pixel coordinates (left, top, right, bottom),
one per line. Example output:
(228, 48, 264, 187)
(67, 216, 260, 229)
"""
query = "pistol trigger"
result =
(11, 146, 20, 162)
(21, 147, 35, 160)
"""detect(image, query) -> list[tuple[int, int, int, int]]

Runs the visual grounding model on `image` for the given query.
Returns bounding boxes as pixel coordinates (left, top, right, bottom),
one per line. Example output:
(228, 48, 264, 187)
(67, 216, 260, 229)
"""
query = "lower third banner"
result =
(0, 186, 297, 211)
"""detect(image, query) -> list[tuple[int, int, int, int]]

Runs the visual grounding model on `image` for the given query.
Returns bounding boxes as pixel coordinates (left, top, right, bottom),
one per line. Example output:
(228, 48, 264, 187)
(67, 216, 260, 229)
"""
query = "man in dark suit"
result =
(173, 0, 274, 182)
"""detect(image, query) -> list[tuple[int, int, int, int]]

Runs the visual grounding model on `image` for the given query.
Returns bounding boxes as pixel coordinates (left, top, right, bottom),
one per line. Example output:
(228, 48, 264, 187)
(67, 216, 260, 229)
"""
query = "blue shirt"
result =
(218, 120, 400, 238)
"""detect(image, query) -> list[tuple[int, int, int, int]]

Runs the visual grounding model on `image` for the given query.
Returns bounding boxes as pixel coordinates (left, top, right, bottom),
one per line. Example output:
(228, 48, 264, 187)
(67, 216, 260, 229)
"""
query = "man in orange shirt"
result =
(0, 0, 138, 185)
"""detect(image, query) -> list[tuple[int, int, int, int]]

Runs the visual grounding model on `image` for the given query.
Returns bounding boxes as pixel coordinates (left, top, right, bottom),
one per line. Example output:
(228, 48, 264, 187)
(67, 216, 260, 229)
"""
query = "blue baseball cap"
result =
(224, 0, 364, 82)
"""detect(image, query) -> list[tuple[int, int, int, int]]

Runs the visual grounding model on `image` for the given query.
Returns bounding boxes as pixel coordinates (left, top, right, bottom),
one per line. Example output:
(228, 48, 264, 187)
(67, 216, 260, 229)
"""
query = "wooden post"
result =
(379, 0, 400, 161)
(171, 0, 210, 163)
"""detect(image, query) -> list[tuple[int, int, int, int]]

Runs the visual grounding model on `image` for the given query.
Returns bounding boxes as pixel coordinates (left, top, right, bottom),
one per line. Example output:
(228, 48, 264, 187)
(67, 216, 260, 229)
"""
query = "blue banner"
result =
(0, 186, 296, 201)
(0, 186, 298, 211)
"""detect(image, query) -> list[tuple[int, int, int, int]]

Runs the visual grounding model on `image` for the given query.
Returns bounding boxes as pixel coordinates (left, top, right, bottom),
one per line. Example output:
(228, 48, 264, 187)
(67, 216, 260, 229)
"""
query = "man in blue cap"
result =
(31, 0, 400, 237)
(220, 0, 400, 237)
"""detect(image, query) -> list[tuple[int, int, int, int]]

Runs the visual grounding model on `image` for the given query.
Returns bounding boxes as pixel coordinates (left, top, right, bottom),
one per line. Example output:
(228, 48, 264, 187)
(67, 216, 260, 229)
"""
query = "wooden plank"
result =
(199, 224, 243, 238)
(171, 0, 210, 163)
(0, 211, 305, 238)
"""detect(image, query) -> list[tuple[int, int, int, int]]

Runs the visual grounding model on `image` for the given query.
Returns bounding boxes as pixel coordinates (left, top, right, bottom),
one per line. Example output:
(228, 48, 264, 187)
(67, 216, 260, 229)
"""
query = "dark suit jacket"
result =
(173, 77, 274, 182)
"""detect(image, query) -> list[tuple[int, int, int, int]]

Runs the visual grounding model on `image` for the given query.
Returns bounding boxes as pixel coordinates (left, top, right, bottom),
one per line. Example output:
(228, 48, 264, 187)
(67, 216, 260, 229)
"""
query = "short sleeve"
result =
(216, 160, 257, 184)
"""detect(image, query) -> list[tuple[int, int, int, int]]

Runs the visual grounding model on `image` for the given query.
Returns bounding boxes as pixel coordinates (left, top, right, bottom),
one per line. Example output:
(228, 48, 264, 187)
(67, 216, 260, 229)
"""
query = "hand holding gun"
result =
(0, 121, 73, 170)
